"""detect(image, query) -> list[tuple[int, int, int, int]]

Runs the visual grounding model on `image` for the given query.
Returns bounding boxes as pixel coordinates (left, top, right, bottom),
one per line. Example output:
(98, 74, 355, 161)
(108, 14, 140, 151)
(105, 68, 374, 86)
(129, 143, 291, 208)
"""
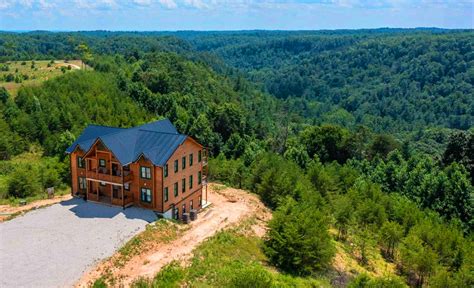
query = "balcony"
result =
(86, 168, 127, 184)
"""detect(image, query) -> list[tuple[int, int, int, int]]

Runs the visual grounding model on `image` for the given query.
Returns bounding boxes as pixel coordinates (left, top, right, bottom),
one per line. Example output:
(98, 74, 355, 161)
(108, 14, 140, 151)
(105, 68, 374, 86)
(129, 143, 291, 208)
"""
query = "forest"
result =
(0, 29, 473, 287)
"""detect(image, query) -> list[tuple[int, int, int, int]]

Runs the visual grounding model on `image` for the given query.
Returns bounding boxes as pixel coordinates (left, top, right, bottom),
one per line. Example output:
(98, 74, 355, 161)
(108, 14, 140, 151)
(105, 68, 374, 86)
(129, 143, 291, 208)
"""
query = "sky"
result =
(0, 0, 472, 31)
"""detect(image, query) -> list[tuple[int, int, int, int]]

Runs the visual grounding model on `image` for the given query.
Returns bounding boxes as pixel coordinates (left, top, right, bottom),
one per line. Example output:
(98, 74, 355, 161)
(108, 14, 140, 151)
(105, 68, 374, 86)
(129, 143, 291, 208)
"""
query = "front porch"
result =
(86, 180, 134, 208)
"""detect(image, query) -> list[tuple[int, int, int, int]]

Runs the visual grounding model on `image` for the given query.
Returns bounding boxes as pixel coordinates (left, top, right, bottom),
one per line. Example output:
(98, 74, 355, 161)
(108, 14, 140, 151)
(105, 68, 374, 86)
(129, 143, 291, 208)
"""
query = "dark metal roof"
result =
(65, 119, 187, 166)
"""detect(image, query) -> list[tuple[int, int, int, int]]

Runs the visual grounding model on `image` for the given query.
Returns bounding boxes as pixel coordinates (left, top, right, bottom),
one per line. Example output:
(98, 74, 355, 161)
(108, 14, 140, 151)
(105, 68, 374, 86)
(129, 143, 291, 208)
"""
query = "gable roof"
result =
(65, 119, 190, 166)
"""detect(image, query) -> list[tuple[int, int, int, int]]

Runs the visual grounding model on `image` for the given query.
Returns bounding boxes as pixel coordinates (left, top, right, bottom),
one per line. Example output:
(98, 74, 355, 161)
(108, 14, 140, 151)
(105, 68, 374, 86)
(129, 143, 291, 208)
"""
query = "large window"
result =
(140, 166, 151, 179)
(78, 177, 86, 190)
(164, 164, 168, 178)
(182, 156, 186, 169)
(99, 159, 106, 168)
(174, 182, 178, 197)
(189, 153, 193, 166)
(198, 171, 202, 185)
(140, 187, 152, 203)
(198, 150, 202, 162)
(174, 160, 178, 173)
(164, 187, 169, 202)
(77, 156, 85, 168)
(182, 178, 186, 193)
(189, 175, 193, 189)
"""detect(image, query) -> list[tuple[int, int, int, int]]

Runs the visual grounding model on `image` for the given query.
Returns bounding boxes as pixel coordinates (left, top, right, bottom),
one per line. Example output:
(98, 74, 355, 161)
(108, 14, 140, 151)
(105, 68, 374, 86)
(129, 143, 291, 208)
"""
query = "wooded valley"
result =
(0, 29, 472, 287)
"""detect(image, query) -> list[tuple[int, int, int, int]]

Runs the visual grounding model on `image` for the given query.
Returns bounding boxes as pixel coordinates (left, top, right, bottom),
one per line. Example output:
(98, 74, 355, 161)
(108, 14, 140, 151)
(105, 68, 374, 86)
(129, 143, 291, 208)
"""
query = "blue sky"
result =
(0, 0, 472, 31)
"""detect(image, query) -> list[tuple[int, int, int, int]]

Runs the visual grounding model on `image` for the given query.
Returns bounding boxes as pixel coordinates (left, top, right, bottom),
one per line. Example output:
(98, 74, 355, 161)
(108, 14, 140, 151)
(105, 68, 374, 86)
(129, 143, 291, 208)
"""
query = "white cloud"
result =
(183, 0, 209, 9)
(159, 0, 178, 9)
(133, 0, 152, 6)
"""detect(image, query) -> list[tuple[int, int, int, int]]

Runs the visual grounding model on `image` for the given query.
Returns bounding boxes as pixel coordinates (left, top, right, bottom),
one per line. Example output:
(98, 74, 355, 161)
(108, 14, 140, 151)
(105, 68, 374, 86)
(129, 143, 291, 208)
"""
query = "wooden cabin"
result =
(66, 119, 208, 219)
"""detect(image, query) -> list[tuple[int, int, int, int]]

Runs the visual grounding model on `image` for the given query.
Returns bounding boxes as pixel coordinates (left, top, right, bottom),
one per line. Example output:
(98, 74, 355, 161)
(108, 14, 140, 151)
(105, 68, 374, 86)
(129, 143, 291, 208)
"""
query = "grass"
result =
(94, 219, 184, 287)
(127, 221, 331, 288)
(114, 220, 183, 267)
(0, 60, 83, 96)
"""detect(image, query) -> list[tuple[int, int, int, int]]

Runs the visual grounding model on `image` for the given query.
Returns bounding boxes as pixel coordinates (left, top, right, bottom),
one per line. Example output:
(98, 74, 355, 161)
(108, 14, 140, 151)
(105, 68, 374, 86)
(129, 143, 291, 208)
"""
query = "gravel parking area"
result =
(0, 198, 157, 288)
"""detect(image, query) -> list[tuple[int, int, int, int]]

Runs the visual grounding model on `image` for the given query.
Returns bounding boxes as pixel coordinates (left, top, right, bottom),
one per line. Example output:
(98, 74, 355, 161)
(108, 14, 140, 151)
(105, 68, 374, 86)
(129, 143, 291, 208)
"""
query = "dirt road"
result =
(76, 183, 271, 287)
(0, 194, 72, 222)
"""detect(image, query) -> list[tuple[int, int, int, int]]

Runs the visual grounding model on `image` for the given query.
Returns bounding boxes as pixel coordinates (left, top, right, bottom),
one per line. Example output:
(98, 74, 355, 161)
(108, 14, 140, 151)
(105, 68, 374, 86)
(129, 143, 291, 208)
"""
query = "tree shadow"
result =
(59, 198, 157, 222)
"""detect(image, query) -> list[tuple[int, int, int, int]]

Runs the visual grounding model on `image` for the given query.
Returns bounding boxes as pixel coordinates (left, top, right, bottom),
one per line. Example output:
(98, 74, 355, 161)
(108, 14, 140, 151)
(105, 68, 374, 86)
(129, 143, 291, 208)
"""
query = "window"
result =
(189, 175, 193, 189)
(124, 183, 130, 191)
(189, 153, 193, 166)
(174, 182, 178, 197)
(174, 159, 178, 173)
(140, 187, 152, 203)
(182, 203, 186, 214)
(198, 150, 202, 162)
(99, 159, 106, 168)
(198, 195, 202, 207)
(190, 200, 194, 210)
(77, 156, 85, 168)
(182, 156, 186, 169)
(100, 181, 106, 187)
(164, 187, 169, 202)
(78, 177, 86, 190)
(174, 207, 179, 220)
(198, 171, 202, 185)
(140, 166, 151, 179)
(164, 164, 168, 177)
(182, 178, 186, 193)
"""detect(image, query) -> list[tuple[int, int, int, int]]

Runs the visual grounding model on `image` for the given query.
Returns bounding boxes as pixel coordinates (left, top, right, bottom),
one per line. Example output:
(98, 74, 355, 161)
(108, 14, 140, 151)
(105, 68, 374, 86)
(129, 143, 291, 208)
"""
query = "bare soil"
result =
(76, 183, 271, 287)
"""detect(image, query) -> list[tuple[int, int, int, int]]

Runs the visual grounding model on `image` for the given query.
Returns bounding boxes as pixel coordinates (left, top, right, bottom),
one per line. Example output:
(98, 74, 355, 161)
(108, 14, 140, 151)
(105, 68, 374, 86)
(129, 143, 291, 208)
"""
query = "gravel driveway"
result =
(0, 198, 157, 288)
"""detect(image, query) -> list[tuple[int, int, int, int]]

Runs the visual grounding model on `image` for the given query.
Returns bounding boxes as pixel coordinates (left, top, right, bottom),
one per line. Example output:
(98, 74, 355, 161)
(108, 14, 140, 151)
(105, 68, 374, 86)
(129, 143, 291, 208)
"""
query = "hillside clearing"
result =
(0, 60, 83, 96)
(76, 183, 271, 287)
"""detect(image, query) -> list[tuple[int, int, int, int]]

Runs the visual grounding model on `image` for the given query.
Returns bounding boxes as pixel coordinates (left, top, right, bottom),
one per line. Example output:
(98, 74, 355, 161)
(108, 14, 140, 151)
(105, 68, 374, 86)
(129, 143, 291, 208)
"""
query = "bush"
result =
(228, 264, 273, 288)
(264, 198, 335, 275)
(7, 164, 42, 198)
(349, 274, 407, 288)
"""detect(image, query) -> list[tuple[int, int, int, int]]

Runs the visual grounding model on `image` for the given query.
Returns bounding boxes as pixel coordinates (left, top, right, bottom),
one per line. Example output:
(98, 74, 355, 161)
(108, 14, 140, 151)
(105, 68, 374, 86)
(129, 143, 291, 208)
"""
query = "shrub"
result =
(7, 164, 42, 198)
(228, 264, 273, 288)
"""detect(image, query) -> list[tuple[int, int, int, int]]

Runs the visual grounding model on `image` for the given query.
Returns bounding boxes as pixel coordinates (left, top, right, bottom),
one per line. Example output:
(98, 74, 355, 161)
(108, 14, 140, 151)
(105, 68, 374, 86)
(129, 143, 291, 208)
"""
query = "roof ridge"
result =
(86, 124, 127, 129)
(138, 129, 183, 136)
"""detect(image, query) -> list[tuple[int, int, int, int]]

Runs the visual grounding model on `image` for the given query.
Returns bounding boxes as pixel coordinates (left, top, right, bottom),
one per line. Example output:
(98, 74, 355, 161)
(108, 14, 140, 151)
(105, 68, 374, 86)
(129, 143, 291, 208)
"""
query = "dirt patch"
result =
(76, 183, 271, 287)
(0, 194, 72, 222)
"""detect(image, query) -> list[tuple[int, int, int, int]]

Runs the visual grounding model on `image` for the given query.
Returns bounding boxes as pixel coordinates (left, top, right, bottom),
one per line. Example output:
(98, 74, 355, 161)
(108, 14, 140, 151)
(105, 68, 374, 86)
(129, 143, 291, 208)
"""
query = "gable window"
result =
(164, 164, 168, 178)
(182, 178, 186, 193)
(182, 156, 186, 170)
(140, 187, 152, 203)
(174, 182, 178, 197)
(99, 159, 106, 168)
(198, 171, 202, 185)
(189, 153, 193, 166)
(164, 187, 169, 202)
(189, 175, 193, 189)
(78, 177, 86, 190)
(174, 160, 178, 173)
(140, 166, 151, 179)
(77, 156, 85, 168)
(198, 150, 202, 162)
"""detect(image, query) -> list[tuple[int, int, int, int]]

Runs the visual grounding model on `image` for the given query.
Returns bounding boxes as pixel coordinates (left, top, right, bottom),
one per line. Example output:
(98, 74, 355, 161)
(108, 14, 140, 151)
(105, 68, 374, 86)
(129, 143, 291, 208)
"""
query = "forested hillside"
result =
(189, 30, 474, 132)
(0, 30, 473, 287)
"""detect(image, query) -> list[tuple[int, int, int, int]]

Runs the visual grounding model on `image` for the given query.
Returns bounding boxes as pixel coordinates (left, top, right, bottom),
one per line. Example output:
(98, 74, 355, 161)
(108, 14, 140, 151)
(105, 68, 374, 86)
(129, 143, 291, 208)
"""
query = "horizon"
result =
(0, 1, 472, 31)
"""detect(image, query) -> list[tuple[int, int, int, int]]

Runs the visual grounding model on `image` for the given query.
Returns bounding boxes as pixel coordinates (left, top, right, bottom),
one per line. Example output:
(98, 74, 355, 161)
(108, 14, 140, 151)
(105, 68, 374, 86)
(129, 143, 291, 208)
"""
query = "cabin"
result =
(65, 119, 208, 219)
